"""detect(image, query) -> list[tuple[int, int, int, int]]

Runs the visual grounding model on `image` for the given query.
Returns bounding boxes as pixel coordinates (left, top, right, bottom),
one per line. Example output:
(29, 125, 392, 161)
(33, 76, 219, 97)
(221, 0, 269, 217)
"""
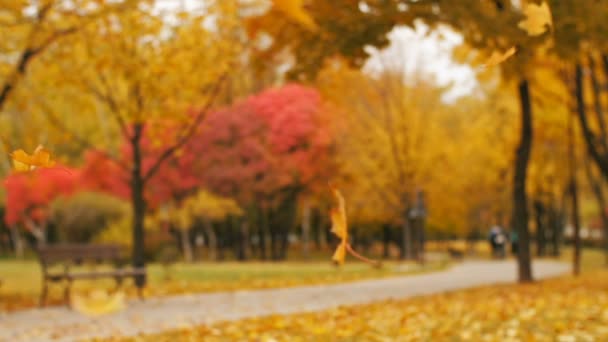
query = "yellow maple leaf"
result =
(332, 242, 346, 264)
(330, 186, 348, 264)
(10, 145, 56, 172)
(329, 186, 380, 267)
(518, 2, 552, 36)
(272, 0, 318, 31)
(482, 46, 517, 68)
(71, 290, 126, 317)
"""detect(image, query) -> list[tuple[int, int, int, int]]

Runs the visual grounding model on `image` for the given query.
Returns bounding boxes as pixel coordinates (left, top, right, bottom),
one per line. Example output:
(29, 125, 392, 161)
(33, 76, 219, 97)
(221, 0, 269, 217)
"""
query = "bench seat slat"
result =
(45, 269, 146, 280)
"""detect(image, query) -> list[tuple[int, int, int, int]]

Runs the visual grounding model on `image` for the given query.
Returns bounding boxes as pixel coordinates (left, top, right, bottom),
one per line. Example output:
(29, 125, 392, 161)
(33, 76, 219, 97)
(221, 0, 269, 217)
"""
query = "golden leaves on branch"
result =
(518, 2, 553, 36)
(272, 0, 318, 31)
(482, 46, 518, 68)
(10, 145, 56, 172)
(480, 1, 553, 68)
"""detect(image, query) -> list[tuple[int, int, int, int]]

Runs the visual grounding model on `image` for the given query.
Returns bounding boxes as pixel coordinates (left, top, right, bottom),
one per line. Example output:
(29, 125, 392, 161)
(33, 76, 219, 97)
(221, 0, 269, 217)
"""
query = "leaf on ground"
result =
(126, 271, 608, 341)
(71, 289, 126, 317)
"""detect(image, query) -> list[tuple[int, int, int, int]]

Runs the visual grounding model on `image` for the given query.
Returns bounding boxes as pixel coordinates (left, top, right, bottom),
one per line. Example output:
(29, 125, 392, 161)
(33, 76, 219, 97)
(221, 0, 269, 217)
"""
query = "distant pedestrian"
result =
(488, 225, 506, 259)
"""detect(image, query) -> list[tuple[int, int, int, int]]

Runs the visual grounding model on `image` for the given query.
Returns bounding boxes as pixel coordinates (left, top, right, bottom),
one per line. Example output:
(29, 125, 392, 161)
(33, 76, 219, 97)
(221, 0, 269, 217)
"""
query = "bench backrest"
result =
(37, 244, 122, 266)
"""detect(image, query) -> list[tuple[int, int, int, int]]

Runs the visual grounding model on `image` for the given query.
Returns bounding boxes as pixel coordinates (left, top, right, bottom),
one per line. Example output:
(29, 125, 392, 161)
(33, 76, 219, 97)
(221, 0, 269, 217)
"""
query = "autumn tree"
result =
(18, 1, 243, 286)
(193, 84, 334, 260)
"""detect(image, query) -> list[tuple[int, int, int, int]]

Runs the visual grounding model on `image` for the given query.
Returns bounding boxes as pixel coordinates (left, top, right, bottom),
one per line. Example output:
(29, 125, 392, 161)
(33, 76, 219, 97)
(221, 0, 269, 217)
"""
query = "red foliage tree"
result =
(191, 84, 334, 259)
(3, 167, 80, 243)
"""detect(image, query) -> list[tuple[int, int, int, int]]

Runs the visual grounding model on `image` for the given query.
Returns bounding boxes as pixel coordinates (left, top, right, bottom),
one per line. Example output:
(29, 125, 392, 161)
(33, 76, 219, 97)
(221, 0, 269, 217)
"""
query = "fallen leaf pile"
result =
(71, 290, 126, 317)
(114, 271, 608, 341)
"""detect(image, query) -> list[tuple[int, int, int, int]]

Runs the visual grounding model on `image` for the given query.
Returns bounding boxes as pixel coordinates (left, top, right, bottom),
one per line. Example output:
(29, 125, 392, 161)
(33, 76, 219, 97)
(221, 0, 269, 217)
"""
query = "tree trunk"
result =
(179, 228, 193, 262)
(9, 226, 23, 258)
(203, 218, 217, 261)
(513, 79, 533, 283)
(534, 200, 546, 257)
(258, 207, 268, 260)
(400, 217, 411, 260)
(131, 123, 147, 287)
(583, 156, 608, 265)
(237, 220, 248, 261)
(301, 201, 311, 259)
(24, 217, 46, 248)
(586, 57, 608, 266)
(571, 66, 584, 276)
(382, 224, 391, 259)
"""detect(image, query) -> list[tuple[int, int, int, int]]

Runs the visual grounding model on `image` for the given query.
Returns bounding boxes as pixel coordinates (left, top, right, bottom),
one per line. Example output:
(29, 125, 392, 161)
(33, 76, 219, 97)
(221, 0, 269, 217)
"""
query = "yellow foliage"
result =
(272, 0, 318, 31)
(162, 190, 242, 231)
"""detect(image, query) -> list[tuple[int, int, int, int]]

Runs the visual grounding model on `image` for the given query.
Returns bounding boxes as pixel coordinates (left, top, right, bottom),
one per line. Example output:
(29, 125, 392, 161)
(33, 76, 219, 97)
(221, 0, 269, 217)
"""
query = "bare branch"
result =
(144, 73, 228, 182)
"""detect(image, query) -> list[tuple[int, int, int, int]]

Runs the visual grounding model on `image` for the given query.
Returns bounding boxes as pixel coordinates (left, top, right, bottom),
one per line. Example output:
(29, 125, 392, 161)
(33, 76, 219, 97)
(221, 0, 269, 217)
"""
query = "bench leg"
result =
(39, 280, 48, 307)
(137, 286, 144, 300)
(64, 279, 73, 307)
(113, 276, 123, 293)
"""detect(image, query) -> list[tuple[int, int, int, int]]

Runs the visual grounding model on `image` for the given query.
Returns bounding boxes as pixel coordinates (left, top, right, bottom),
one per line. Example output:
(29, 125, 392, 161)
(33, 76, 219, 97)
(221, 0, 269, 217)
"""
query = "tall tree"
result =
(21, 1, 242, 286)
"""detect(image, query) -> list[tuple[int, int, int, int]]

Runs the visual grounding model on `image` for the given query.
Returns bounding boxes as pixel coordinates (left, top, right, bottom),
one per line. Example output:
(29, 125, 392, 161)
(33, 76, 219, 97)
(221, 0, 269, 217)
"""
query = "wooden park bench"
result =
(36, 244, 146, 307)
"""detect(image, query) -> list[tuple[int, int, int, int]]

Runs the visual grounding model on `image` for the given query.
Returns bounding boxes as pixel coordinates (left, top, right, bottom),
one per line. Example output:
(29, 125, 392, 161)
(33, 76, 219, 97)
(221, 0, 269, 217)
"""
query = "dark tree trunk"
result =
(513, 79, 533, 283)
(131, 123, 147, 287)
(576, 64, 608, 181)
(258, 207, 268, 260)
(586, 57, 608, 266)
(547, 196, 563, 257)
(534, 200, 546, 257)
(400, 217, 410, 260)
(301, 202, 311, 259)
(584, 156, 608, 265)
(571, 65, 585, 275)
(382, 224, 391, 259)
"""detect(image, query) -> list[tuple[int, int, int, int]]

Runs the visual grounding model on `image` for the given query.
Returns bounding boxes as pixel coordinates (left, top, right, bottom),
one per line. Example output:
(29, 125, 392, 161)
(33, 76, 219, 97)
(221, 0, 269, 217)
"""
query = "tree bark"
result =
(400, 217, 411, 260)
(9, 226, 23, 259)
(583, 156, 608, 265)
(131, 123, 147, 287)
(382, 224, 391, 259)
(571, 65, 585, 276)
(179, 228, 193, 262)
(203, 218, 217, 261)
(237, 220, 248, 261)
(534, 200, 546, 257)
(301, 201, 311, 259)
(513, 79, 533, 283)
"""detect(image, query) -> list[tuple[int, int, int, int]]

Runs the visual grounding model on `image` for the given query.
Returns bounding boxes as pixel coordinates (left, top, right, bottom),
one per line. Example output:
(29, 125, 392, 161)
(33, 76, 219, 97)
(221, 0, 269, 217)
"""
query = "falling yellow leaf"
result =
(330, 186, 348, 264)
(482, 46, 517, 68)
(272, 0, 318, 31)
(10, 145, 56, 172)
(71, 290, 126, 317)
(518, 2, 552, 36)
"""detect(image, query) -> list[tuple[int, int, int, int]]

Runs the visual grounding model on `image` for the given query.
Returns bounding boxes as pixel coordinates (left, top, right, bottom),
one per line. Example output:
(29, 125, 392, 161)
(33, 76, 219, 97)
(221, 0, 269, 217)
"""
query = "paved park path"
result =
(0, 260, 570, 342)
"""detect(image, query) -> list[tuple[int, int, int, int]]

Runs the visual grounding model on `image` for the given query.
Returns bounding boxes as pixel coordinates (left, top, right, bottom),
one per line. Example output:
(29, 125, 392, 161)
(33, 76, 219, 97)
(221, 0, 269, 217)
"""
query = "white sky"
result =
(153, 1, 478, 102)
(364, 22, 478, 103)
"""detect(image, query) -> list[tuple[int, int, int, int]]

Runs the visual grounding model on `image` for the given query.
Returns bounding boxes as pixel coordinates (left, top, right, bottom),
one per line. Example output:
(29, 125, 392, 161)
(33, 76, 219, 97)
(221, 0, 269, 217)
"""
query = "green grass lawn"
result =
(0, 258, 448, 312)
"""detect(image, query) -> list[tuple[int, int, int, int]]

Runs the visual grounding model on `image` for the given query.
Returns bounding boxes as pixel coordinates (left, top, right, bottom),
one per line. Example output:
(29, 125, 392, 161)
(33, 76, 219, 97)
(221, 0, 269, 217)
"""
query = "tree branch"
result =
(143, 73, 228, 182)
